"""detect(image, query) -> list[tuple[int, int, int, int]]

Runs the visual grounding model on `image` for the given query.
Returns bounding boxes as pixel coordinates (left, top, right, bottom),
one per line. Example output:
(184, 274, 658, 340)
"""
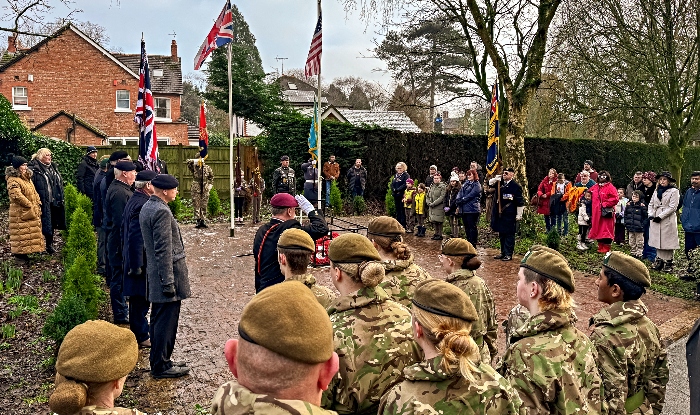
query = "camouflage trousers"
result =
(252, 195, 262, 223)
(405, 207, 414, 232)
(192, 192, 209, 221)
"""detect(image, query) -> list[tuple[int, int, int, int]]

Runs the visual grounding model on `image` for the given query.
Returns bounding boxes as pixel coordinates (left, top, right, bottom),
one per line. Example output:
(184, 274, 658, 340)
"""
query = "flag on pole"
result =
(134, 39, 159, 172)
(308, 98, 319, 160)
(304, 11, 322, 77)
(486, 83, 500, 175)
(194, 0, 234, 70)
(198, 102, 209, 160)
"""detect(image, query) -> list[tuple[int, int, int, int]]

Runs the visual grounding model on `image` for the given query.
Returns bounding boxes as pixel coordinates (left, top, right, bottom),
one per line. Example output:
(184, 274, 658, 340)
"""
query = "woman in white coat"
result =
(648, 171, 680, 272)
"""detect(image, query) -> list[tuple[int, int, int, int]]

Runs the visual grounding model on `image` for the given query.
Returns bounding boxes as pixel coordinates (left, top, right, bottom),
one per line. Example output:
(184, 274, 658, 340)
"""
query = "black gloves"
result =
(162, 283, 176, 297)
(652, 216, 662, 223)
(128, 267, 144, 277)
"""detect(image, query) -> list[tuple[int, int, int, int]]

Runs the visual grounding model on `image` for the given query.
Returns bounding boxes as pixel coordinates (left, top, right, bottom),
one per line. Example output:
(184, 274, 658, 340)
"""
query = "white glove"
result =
(294, 195, 315, 214)
(488, 175, 502, 186)
(516, 206, 524, 221)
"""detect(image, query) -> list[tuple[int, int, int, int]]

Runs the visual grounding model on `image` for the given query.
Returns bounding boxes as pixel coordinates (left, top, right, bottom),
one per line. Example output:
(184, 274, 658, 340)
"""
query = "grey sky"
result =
(3, 0, 392, 85)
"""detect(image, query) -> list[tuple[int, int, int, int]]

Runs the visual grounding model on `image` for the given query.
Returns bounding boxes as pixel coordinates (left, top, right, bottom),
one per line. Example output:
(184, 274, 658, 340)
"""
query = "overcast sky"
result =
(1, 0, 393, 85)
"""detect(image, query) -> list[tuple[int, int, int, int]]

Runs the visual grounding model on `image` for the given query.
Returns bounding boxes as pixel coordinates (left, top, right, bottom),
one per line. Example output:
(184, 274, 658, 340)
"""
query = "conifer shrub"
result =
(330, 180, 343, 214)
(42, 294, 91, 346)
(63, 184, 79, 230)
(77, 192, 93, 225)
(61, 255, 104, 319)
(168, 193, 183, 219)
(64, 207, 97, 271)
(207, 188, 222, 217)
(353, 196, 367, 215)
(385, 178, 396, 216)
(545, 228, 561, 250)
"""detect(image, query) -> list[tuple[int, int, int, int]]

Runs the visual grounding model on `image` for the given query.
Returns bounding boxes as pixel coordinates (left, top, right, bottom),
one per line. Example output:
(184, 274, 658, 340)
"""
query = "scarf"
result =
(656, 185, 670, 201)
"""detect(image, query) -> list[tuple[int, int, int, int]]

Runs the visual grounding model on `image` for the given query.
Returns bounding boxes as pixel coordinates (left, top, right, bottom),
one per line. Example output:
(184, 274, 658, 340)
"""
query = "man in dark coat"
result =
(272, 155, 296, 195)
(140, 174, 191, 379)
(301, 159, 319, 203)
(76, 146, 98, 198)
(100, 151, 130, 231)
(346, 159, 368, 198)
(680, 171, 700, 281)
(92, 157, 109, 275)
(28, 149, 65, 254)
(104, 160, 136, 324)
(253, 193, 328, 293)
(490, 167, 524, 261)
(134, 157, 169, 174)
(687, 318, 700, 415)
(121, 169, 157, 348)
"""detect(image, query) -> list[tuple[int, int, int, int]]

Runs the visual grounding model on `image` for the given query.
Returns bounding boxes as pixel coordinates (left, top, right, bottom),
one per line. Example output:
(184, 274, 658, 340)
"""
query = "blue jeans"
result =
(555, 213, 569, 236)
(544, 215, 553, 232)
(325, 180, 331, 206)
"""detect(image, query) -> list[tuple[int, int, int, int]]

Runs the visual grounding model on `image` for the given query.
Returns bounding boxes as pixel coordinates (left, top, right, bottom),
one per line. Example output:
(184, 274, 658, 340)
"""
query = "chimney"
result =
(171, 40, 178, 62)
(443, 110, 449, 119)
(7, 34, 16, 53)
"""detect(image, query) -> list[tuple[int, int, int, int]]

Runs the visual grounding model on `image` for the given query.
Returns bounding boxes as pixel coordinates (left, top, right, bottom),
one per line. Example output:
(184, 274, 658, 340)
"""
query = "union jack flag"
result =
(304, 11, 322, 77)
(194, 0, 234, 70)
(134, 39, 159, 172)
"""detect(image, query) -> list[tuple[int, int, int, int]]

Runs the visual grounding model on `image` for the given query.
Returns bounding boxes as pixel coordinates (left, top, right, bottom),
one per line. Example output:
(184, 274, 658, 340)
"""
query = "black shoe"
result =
(493, 254, 505, 260)
(662, 260, 674, 273)
(172, 361, 187, 367)
(200, 221, 208, 228)
(651, 259, 664, 271)
(138, 339, 152, 349)
(194, 220, 203, 229)
(501, 255, 513, 261)
(680, 274, 697, 282)
(46, 245, 55, 254)
(431, 235, 443, 240)
(152, 365, 190, 379)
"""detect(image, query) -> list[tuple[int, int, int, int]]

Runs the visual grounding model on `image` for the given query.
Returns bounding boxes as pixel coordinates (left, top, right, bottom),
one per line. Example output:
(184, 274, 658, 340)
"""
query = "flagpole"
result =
(316, 0, 323, 211)
(228, 43, 236, 237)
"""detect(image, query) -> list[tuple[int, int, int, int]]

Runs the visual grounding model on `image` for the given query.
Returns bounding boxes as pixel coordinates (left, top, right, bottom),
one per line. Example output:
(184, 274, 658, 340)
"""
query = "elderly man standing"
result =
(76, 146, 98, 199)
(490, 167, 524, 261)
(122, 169, 157, 348)
(104, 160, 136, 325)
(575, 160, 599, 183)
(140, 174, 191, 379)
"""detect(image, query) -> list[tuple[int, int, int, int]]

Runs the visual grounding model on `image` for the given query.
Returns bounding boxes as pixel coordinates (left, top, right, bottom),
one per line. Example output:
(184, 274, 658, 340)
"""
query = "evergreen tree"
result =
(64, 207, 97, 271)
(62, 255, 104, 319)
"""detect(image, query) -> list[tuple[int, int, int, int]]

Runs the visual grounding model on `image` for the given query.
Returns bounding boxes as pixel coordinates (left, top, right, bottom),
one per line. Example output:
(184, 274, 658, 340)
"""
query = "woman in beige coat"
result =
(648, 171, 680, 272)
(6, 155, 44, 260)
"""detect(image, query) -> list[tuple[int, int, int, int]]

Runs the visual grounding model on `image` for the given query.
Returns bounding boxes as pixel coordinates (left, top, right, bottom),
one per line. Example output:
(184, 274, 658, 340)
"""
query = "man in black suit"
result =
(490, 167, 524, 261)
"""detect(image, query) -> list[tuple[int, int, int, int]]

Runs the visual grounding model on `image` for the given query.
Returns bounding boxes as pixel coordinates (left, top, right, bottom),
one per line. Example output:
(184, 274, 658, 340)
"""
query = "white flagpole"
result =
(316, 0, 323, 211)
(228, 43, 236, 237)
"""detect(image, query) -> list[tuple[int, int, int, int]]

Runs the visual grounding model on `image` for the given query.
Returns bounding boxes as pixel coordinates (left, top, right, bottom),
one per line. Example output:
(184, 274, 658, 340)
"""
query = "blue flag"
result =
(308, 98, 319, 160)
(486, 83, 500, 175)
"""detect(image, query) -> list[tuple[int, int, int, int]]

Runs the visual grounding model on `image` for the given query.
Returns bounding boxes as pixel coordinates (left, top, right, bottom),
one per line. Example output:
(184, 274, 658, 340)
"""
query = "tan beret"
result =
(328, 233, 381, 263)
(238, 281, 333, 364)
(56, 320, 138, 383)
(367, 216, 405, 237)
(520, 245, 575, 293)
(278, 228, 315, 252)
(603, 251, 651, 288)
(413, 279, 478, 322)
(441, 238, 477, 256)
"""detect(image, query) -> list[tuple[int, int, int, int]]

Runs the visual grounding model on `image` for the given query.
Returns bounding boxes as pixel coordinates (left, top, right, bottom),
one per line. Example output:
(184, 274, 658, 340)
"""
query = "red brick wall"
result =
(33, 116, 104, 146)
(0, 28, 185, 145)
(157, 122, 188, 146)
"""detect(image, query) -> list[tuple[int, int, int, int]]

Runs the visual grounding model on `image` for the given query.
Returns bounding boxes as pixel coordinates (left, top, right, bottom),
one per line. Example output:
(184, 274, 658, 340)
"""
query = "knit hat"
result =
(520, 245, 575, 292)
(642, 171, 656, 182)
(151, 174, 179, 190)
(85, 146, 97, 155)
(406, 178, 414, 185)
(430, 165, 437, 170)
(99, 156, 110, 169)
(109, 150, 129, 162)
(449, 171, 459, 182)
(367, 216, 405, 238)
(270, 193, 298, 208)
(328, 233, 381, 263)
(441, 238, 477, 256)
(115, 161, 135, 171)
(238, 281, 333, 364)
(278, 228, 315, 252)
(413, 279, 478, 322)
(603, 251, 651, 288)
(11, 155, 27, 169)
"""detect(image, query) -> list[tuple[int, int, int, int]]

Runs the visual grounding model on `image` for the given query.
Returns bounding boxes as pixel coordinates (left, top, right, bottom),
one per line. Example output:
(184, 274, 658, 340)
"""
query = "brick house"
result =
(0, 24, 188, 146)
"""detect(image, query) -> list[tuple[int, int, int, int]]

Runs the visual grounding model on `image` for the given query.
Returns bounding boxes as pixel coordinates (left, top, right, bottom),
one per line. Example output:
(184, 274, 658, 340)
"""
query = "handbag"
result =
(529, 194, 540, 206)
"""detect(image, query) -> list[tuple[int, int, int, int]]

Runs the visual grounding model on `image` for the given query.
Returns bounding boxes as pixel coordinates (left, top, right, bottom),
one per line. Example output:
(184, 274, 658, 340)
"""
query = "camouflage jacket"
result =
(212, 379, 337, 415)
(323, 286, 422, 415)
(589, 300, 668, 415)
(77, 406, 146, 415)
(498, 308, 604, 415)
(378, 356, 523, 415)
(503, 305, 530, 349)
(446, 269, 498, 363)
(187, 160, 214, 193)
(378, 255, 431, 308)
(286, 273, 337, 310)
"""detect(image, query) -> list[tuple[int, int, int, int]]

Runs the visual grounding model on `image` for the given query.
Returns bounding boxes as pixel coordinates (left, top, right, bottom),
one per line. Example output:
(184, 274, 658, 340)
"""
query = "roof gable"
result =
(113, 54, 183, 95)
(32, 110, 108, 138)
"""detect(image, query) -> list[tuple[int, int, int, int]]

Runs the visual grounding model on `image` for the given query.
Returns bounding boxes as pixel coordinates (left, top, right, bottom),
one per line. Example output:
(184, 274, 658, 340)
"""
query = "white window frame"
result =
(115, 90, 131, 113)
(12, 86, 30, 110)
(154, 97, 172, 122)
(107, 137, 170, 146)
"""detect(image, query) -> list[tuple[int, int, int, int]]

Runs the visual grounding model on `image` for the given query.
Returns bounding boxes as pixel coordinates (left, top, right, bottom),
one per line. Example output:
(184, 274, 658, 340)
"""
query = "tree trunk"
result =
(667, 129, 686, 182)
(504, 103, 529, 199)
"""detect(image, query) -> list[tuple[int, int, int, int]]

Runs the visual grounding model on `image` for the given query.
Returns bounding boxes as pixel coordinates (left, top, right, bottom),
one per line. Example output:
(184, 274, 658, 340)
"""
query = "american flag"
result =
(134, 39, 159, 172)
(304, 12, 322, 77)
(194, 0, 234, 70)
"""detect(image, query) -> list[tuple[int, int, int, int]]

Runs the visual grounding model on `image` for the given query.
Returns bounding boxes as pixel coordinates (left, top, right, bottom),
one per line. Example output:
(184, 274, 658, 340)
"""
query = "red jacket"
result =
(536, 177, 556, 215)
(589, 182, 619, 240)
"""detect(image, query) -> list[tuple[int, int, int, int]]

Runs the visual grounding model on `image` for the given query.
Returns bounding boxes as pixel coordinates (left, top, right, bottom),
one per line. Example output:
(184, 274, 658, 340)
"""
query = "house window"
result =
(12, 86, 29, 109)
(115, 90, 130, 112)
(107, 137, 170, 146)
(154, 98, 171, 120)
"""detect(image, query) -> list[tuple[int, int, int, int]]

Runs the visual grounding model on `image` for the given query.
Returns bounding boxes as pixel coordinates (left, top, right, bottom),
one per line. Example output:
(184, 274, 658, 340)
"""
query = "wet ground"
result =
(122, 216, 700, 414)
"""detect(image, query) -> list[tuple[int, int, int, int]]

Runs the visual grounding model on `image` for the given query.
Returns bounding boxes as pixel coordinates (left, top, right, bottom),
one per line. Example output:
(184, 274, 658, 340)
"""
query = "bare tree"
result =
(1, 0, 78, 38)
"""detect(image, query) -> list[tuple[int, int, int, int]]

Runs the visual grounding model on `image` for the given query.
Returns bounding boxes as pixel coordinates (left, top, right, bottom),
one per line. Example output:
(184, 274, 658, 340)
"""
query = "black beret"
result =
(504, 167, 515, 173)
(109, 150, 129, 162)
(151, 174, 179, 190)
(115, 161, 135, 172)
(135, 170, 157, 181)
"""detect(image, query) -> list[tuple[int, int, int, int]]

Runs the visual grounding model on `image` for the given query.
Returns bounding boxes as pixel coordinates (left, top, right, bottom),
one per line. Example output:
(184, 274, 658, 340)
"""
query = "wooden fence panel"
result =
(94, 144, 259, 199)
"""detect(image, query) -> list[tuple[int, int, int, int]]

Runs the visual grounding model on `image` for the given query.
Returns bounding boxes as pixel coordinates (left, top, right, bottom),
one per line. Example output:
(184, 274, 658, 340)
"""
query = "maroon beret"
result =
(270, 193, 298, 208)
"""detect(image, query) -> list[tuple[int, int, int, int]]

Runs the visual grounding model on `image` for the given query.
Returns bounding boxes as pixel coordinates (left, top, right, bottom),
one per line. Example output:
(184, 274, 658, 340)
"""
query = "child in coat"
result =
(577, 190, 593, 251)
(614, 188, 629, 244)
(414, 184, 426, 237)
(402, 179, 416, 233)
(624, 190, 648, 258)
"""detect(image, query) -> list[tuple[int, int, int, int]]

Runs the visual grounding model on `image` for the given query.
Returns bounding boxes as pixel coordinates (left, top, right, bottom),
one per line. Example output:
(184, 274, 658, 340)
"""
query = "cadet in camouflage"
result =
(367, 216, 431, 308)
(503, 304, 530, 349)
(323, 233, 422, 415)
(187, 157, 214, 227)
(77, 407, 146, 415)
(589, 252, 668, 415)
(498, 245, 603, 415)
(211, 282, 339, 415)
(379, 279, 521, 415)
(440, 238, 498, 363)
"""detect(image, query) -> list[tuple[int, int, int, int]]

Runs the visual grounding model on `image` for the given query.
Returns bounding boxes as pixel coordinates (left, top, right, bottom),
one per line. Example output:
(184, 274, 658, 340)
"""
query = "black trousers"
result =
(500, 232, 515, 256)
(150, 300, 181, 374)
(129, 295, 150, 343)
(461, 213, 480, 247)
(394, 194, 406, 226)
(234, 196, 244, 218)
